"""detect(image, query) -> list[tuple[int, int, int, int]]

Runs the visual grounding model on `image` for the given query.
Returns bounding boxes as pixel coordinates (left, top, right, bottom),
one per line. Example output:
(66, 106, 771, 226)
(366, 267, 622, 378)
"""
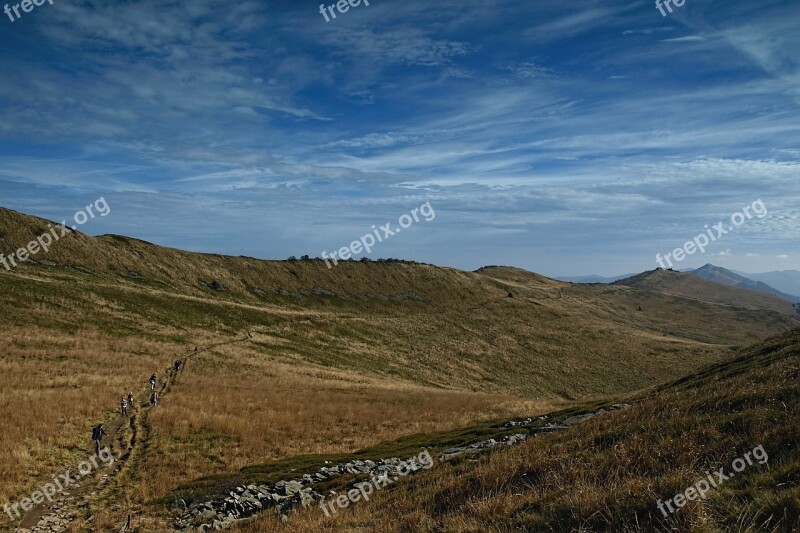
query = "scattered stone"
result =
(175, 404, 630, 531)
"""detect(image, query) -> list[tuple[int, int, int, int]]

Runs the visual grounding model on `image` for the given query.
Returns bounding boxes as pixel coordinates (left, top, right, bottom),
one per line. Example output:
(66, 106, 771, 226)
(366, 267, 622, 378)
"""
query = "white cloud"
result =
(504, 62, 555, 79)
(661, 36, 705, 43)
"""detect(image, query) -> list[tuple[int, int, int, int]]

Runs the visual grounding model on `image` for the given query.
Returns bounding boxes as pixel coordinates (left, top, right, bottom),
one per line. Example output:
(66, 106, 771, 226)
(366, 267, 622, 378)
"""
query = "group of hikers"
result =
(92, 355, 189, 455)
(120, 374, 159, 416)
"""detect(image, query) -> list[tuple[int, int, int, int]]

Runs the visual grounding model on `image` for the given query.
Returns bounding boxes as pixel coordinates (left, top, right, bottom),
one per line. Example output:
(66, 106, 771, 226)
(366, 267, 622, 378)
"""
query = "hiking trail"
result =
(14, 331, 255, 533)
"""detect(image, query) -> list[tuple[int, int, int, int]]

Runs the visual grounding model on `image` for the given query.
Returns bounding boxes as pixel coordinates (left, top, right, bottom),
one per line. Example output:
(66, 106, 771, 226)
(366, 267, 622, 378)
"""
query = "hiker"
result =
(150, 391, 158, 407)
(121, 397, 128, 417)
(174, 360, 181, 372)
(92, 424, 107, 455)
(128, 392, 134, 409)
(194, 346, 198, 353)
(149, 374, 157, 390)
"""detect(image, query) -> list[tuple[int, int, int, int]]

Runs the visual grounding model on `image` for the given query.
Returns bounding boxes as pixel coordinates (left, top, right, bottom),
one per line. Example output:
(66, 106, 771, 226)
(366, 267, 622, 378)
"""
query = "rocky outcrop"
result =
(175, 404, 629, 531)
(174, 455, 432, 531)
(440, 433, 528, 461)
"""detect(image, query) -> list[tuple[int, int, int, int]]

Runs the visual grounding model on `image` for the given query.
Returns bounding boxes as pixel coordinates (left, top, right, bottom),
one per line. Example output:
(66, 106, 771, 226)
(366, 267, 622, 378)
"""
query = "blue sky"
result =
(0, 0, 798, 276)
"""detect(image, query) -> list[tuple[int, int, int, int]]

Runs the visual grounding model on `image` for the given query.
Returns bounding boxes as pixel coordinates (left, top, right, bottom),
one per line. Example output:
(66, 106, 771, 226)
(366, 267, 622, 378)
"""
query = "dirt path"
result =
(14, 332, 254, 533)
(13, 314, 374, 532)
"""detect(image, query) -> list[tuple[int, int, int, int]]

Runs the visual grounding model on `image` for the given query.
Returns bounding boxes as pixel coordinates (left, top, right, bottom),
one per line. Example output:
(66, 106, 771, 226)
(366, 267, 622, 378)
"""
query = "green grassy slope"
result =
(1, 206, 796, 399)
(282, 327, 800, 532)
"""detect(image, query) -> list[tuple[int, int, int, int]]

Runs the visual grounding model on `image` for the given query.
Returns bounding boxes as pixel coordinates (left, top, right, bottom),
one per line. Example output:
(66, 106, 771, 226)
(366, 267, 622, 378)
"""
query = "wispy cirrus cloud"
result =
(0, 0, 798, 276)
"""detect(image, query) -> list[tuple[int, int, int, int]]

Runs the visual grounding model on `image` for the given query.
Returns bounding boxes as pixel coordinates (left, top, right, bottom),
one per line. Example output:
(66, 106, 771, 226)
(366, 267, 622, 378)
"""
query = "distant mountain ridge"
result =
(613, 268, 798, 318)
(731, 268, 800, 297)
(560, 265, 800, 304)
(690, 264, 800, 303)
(557, 273, 637, 284)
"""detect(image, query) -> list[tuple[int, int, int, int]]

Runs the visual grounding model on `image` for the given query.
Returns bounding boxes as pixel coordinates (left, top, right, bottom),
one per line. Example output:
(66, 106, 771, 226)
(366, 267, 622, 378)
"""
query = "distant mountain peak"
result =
(689, 264, 799, 304)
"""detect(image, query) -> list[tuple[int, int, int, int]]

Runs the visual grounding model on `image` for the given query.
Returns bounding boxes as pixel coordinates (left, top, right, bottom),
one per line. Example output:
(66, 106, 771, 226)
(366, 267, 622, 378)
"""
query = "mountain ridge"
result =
(690, 263, 800, 303)
(613, 267, 798, 318)
(2, 205, 799, 531)
(732, 268, 800, 297)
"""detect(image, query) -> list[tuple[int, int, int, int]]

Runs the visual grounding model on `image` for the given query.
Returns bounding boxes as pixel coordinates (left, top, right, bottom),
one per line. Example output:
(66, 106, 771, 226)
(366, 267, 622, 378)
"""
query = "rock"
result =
(200, 508, 218, 520)
(290, 480, 305, 494)
(179, 405, 637, 531)
(562, 413, 595, 426)
(298, 489, 316, 507)
(271, 492, 290, 504)
(506, 434, 527, 445)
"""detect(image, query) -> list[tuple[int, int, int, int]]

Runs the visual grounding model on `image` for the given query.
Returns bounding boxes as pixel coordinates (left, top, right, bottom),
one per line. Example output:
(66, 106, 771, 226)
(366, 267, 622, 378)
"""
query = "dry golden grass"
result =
(239, 328, 800, 533)
(0, 206, 796, 532)
(97, 340, 554, 529)
(0, 325, 193, 504)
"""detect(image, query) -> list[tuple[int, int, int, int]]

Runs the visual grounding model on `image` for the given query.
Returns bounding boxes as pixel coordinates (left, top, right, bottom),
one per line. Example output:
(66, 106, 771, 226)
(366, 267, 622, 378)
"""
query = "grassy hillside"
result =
(614, 268, 798, 317)
(0, 206, 498, 306)
(244, 326, 800, 532)
(1, 207, 793, 401)
(0, 206, 797, 531)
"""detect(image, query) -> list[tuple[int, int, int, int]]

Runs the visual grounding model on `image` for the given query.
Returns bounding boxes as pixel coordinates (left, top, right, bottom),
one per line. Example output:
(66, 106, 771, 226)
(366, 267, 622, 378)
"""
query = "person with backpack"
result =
(128, 392, 134, 409)
(149, 374, 157, 390)
(150, 391, 158, 407)
(121, 397, 128, 417)
(92, 424, 107, 455)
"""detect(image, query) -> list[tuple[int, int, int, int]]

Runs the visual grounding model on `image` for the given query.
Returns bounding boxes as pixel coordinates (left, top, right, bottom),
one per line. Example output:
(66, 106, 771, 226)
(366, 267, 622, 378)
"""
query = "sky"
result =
(0, 0, 798, 277)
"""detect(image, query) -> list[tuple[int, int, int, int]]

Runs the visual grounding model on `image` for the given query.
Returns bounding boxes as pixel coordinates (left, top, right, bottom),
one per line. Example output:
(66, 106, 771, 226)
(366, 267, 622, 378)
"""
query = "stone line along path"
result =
(13, 331, 258, 533)
(9, 315, 630, 533)
(175, 404, 631, 532)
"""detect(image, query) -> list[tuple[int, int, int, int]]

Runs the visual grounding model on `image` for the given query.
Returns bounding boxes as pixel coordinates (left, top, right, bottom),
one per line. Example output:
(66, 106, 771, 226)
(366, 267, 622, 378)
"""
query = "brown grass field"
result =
(234, 328, 800, 532)
(0, 206, 797, 532)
